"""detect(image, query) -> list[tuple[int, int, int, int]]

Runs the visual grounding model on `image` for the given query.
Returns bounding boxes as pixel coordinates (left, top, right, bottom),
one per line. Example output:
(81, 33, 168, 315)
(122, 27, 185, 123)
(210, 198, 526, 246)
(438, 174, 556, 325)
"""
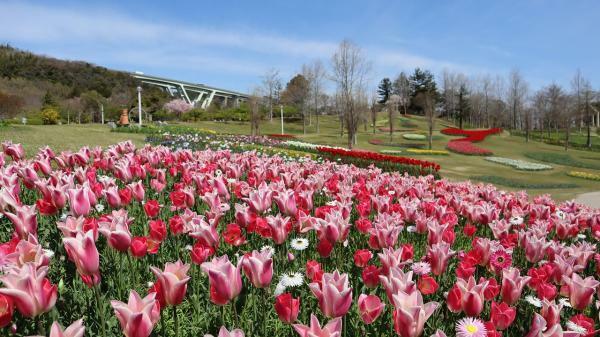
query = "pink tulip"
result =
(244, 183, 272, 213)
(44, 319, 85, 337)
(274, 189, 298, 217)
(265, 214, 292, 245)
(315, 211, 351, 244)
(204, 326, 245, 337)
(186, 214, 220, 248)
(562, 273, 600, 310)
(63, 230, 100, 286)
(68, 186, 94, 217)
(521, 233, 550, 264)
(455, 276, 488, 316)
(378, 247, 411, 275)
(3, 204, 37, 239)
(309, 270, 352, 318)
(98, 209, 133, 252)
(128, 181, 145, 202)
(426, 242, 454, 276)
(369, 220, 402, 249)
(104, 186, 122, 209)
(241, 250, 273, 288)
(392, 290, 439, 337)
(293, 314, 342, 337)
(201, 255, 243, 305)
(357, 294, 384, 324)
(379, 267, 417, 304)
(150, 260, 190, 306)
(4, 235, 50, 269)
(540, 299, 562, 328)
(2, 141, 24, 161)
(0, 264, 57, 317)
(111, 290, 160, 337)
(501, 267, 531, 305)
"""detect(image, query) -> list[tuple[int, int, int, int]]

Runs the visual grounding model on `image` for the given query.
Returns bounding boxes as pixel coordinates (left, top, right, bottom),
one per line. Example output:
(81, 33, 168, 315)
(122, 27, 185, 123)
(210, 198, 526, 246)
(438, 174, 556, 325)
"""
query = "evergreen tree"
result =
(42, 91, 57, 109)
(377, 78, 392, 104)
(456, 84, 470, 129)
(409, 68, 438, 114)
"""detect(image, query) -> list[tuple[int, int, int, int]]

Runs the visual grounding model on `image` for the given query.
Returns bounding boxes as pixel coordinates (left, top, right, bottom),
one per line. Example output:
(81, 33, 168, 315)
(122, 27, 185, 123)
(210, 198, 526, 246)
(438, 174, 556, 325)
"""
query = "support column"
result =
(201, 90, 216, 109)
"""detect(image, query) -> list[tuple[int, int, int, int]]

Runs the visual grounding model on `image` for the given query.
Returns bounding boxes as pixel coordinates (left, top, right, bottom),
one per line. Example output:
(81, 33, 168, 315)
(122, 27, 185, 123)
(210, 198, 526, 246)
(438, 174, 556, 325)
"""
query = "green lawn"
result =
(3, 115, 600, 202)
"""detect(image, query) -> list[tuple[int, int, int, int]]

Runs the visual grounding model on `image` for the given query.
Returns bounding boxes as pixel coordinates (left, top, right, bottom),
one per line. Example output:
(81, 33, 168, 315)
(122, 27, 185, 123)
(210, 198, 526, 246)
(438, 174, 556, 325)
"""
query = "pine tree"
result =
(377, 78, 392, 104)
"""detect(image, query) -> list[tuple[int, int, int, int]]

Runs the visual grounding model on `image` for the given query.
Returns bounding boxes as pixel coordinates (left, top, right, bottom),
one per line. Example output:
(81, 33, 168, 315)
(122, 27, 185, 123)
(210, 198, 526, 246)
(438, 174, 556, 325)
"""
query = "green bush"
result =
(40, 107, 60, 124)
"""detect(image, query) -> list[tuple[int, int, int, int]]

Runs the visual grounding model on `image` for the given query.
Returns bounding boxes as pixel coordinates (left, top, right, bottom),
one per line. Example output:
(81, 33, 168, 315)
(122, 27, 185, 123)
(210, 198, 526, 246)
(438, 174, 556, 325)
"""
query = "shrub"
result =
(484, 157, 552, 171)
(40, 107, 60, 125)
(567, 171, 600, 181)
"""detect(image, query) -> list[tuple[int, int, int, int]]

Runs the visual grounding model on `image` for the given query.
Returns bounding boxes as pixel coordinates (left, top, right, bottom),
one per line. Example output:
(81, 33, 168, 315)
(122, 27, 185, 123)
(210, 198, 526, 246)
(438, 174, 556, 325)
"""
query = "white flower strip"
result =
(485, 156, 552, 171)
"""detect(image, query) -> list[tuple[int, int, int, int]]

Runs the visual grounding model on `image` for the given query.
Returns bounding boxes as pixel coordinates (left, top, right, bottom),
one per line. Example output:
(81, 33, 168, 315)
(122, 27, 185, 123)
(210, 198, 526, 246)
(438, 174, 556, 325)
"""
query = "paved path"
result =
(575, 191, 600, 209)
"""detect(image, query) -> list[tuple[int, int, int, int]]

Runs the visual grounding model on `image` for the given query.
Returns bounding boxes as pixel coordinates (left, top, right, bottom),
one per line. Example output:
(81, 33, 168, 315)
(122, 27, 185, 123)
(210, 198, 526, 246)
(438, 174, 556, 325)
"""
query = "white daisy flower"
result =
(406, 226, 417, 233)
(559, 298, 572, 308)
(577, 234, 586, 240)
(60, 213, 68, 220)
(343, 240, 349, 247)
(95, 204, 105, 212)
(509, 216, 523, 226)
(43, 249, 55, 259)
(555, 210, 566, 220)
(184, 245, 193, 251)
(411, 262, 431, 276)
(290, 238, 309, 251)
(566, 321, 587, 334)
(274, 282, 286, 296)
(261, 245, 275, 257)
(147, 281, 154, 288)
(525, 295, 542, 308)
(281, 272, 303, 287)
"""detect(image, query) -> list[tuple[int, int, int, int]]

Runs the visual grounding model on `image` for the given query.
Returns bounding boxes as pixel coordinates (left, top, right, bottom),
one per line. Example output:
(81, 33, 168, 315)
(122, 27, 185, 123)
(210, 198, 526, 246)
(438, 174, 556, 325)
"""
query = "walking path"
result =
(575, 191, 600, 209)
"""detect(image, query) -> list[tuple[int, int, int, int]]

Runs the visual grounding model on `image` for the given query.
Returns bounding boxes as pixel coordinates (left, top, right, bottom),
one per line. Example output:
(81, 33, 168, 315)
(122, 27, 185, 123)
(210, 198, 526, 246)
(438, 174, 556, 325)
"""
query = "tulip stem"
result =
(172, 305, 179, 337)
(94, 285, 107, 337)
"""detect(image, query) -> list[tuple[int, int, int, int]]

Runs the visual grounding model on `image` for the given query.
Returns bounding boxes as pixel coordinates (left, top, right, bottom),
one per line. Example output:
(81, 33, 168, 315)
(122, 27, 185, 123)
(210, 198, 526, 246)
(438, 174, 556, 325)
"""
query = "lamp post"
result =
(280, 104, 284, 134)
(137, 86, 143, 127)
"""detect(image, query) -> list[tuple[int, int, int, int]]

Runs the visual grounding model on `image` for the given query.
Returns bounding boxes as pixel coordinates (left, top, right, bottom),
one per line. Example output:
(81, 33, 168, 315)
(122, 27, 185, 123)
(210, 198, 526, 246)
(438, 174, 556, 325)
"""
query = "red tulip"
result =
(446, 284, 462, 313)
(274, 293, 300, 323)
(0, 294, 13, 328)
(150, 260, 191, 306)
(190, 242, 214, 265)
(361, 265, 380, 288)
(353, 249, 372, 268)
(143, 199, 161, 218)
(223, 224, 246, 246)
(130, 236, 148, 258)
(169, 215, 184, 235)
(149, 219, 167, 242)
(490, 301, 516, 330)
(317, 239, 333, 258)
(417, 275, 439, 295)
(357, 294, 384, 324)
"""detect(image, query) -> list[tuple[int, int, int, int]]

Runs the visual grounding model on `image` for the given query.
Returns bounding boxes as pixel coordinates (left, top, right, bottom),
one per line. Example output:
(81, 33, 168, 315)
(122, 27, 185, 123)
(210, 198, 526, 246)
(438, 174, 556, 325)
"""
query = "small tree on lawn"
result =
(164, 99, 193, 120)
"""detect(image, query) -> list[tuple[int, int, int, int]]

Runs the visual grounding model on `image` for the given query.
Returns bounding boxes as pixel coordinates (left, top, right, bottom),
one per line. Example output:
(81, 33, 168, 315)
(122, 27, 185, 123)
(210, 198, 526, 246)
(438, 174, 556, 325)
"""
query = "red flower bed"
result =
(266, 134, 296, 139)
(316, 146, 441, 173)
(442, 127, 502, 155)
(368, 139, 384, 145)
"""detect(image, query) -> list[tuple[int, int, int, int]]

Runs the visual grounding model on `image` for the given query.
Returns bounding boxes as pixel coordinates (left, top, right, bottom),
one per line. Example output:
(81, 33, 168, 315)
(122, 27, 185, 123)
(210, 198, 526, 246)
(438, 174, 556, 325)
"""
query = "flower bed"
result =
(316, 146, 441, 175)
(402, 133, 426, 140)
(0, 140, 599, 337)
(485, 157, 552, 171)
(405, 149, 449, 155)
(266, 133, 296, 139)
(567, 171, 600, 181)
(442, 127, 502, 156)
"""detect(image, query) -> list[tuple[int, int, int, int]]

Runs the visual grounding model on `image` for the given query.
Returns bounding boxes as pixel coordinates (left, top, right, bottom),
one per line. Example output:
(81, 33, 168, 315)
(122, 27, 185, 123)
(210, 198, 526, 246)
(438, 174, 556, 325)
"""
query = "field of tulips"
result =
(442, 128, 502, 156)
(1, 138, 600, 337)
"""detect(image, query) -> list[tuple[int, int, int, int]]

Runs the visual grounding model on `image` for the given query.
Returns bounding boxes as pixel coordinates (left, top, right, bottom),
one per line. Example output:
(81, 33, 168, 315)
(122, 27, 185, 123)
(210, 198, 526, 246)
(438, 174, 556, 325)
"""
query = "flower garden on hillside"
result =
(443, 128, 503, 156)
(0, 138, 600, 337)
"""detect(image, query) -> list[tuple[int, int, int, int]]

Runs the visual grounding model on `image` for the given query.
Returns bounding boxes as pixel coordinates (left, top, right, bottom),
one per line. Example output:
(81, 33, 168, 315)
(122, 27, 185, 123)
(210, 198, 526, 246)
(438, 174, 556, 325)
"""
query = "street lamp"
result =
(137, 86, 143, 127)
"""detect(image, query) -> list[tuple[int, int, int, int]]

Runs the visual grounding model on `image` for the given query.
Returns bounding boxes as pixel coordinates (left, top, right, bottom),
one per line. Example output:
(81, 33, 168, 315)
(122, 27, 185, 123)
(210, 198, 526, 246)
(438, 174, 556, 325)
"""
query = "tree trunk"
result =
(565, 123, 570, 151)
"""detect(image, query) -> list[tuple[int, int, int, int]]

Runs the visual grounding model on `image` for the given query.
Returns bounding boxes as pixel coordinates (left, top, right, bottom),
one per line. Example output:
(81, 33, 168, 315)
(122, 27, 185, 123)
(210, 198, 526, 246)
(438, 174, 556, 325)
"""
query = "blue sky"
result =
(0, 0, 598, 93)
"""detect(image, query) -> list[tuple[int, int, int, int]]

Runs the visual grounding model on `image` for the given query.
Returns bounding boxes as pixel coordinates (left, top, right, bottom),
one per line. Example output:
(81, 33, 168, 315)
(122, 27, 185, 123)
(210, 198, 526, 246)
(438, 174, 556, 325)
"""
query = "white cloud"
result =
(0, 1, 483, 89)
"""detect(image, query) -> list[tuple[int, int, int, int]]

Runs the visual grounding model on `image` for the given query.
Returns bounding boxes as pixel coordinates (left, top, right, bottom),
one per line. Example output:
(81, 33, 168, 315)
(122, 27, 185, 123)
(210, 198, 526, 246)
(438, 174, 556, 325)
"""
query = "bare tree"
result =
(330, 40, 371, 148)
(507, 69, 528, 131)
(261, 68, 281, 122)
(248, 88, 262, 136)
(387, 94, 400, 141)
(303, 60, 327, 133)
(392, 72, 410, 116)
